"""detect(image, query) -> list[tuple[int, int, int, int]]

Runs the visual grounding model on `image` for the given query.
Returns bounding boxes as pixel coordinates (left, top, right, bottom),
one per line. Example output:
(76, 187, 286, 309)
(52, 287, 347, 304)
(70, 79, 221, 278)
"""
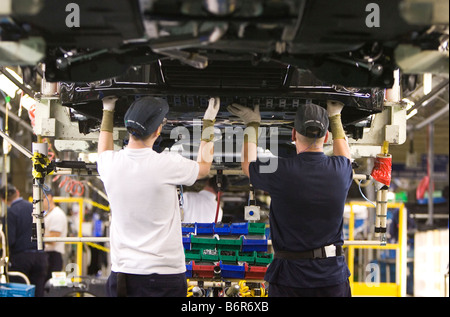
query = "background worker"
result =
(182, 175, 229, 223)
(42, 189, 68, 281)
(0, 184, 49, 297)
(97, 95, 219, 297)
(228, 100, 353, 297)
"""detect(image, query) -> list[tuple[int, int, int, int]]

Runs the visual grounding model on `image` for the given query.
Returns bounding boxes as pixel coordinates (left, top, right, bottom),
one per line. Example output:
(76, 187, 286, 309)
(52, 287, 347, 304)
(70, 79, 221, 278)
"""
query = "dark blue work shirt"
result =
(2, 198, 37, 255)
(249, 152, 353, 288)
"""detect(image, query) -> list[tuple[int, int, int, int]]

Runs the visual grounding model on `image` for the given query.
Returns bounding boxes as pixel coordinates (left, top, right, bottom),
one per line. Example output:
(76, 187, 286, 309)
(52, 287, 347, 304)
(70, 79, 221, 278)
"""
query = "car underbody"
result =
(1, 0, 448, 164)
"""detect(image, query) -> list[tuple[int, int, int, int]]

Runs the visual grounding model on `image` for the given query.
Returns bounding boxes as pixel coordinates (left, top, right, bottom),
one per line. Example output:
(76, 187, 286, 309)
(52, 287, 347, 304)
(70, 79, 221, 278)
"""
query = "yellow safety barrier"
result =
(53, 197, 110, 276)
(346, 201, 407, 297)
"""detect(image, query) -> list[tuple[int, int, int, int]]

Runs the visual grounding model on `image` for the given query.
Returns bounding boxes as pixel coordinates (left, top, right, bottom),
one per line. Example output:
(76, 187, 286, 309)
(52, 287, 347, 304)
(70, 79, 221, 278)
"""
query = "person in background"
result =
(0, 183, 49, 297)
(43, 189, 68, 281)
(182, 175, 229, 223)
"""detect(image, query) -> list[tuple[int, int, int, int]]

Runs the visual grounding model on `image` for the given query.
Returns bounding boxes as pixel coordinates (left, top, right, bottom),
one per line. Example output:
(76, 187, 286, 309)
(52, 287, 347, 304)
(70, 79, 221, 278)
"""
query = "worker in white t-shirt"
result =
(182, 175, 229, 223)
(43, 189, 68, 281)
(97, 95, 219, 297)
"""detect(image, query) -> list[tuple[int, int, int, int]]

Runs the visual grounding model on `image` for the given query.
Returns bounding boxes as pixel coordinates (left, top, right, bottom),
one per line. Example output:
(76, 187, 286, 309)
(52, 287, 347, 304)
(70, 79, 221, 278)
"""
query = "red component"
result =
(214, 191, 221, 223)
(371, 155, 392, 186)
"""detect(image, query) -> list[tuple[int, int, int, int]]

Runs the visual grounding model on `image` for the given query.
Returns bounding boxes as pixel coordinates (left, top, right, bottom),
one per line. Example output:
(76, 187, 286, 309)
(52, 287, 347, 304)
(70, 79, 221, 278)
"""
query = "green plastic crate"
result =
(248, 223, 266, 235)
(219, 249, 237, 263)
(190, 235, 218, 250)
(237, 251, 256, 264)
(216, 236, 242, 251)
(255, 252, 273, 265)
(201, 249, 219, 261)
(184, 249, 202, 261)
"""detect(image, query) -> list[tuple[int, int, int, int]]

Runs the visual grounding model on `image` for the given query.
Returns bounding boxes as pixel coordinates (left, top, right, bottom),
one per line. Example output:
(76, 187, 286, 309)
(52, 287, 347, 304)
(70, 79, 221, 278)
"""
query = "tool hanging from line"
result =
(30, 142, 56, 250)
(245, 183, 260, 221)
(370, 141, 392, 245)
(214, 169, 223, 224)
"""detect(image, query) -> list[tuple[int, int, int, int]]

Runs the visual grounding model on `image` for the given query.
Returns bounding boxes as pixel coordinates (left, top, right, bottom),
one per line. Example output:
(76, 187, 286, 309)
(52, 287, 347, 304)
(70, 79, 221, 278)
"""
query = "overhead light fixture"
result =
(0, 67, 23, 97)
(423, 73, 432, 95)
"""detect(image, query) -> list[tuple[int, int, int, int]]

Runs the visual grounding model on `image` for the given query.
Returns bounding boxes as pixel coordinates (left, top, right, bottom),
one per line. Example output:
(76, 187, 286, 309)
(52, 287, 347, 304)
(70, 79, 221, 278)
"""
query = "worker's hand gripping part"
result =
(98, 96, 118, 154)
(327, 100, 351, 160)
(227, 103, 261, 177)
(197, 97, 220, 179)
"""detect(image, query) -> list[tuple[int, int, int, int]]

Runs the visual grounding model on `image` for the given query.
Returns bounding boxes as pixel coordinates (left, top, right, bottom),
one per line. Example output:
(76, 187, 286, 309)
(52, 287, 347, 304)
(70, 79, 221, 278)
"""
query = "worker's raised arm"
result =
(241, 139, 257, 177)
(227, 104, 260, 177)
(98, 96, 118, 155)
(327, 100, 351, 160)
(197, 97, 220, 179)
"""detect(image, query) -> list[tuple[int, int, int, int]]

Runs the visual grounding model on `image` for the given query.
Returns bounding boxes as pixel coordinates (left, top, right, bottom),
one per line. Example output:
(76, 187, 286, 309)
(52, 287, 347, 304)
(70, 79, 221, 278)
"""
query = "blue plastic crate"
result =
(242, 235, 268, 252)
(230, 222, 248, 235)
(185, 262, 193, 278)
(182, 223, 196, 235)
(214, 223, 231, 235)
(220, 261, 246, 279)
(0, 283, 35, 297)
(183, 234, 191, 250)
(196, 223, 214, 235)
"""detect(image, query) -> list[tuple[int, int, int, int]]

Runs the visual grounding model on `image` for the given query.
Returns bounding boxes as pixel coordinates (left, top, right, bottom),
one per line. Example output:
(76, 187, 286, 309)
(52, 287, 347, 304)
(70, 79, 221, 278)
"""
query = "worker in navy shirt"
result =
(1, 184, 49, 297)
(228, 100, 353, 297)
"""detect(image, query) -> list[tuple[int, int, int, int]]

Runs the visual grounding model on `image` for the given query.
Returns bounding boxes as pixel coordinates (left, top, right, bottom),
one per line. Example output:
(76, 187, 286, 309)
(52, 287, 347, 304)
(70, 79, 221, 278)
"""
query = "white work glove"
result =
(327, 100, 344, 117)
(227, 103, 261, 125)
(203, 97, 220, 121)
(102, 96, 118, 112)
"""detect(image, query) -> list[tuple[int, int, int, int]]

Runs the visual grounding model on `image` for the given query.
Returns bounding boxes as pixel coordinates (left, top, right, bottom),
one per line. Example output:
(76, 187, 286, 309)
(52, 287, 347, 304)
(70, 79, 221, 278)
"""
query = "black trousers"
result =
(269, 279, 352, 297)
(106, 271, 187, 297)
(45, 251, 63, 281)
(9, 251, 49, 297)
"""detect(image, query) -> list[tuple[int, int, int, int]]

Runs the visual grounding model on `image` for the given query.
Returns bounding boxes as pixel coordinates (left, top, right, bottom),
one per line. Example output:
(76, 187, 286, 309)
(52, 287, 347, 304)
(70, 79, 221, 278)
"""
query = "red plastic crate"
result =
(191, 261, 220, 278)
(245, 265, 268, 280)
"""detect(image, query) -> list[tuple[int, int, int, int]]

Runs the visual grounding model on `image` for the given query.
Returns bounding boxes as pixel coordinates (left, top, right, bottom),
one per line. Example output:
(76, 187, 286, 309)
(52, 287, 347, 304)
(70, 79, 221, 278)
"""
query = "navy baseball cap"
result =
(294, 103, 329, 138)
(124, 97, 169, 137)
(0, 183, 17, 199)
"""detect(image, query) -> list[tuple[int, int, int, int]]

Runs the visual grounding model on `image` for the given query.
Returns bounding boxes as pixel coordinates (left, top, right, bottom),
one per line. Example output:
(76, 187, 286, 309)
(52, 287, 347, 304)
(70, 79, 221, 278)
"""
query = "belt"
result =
(274, 245, 343, 260)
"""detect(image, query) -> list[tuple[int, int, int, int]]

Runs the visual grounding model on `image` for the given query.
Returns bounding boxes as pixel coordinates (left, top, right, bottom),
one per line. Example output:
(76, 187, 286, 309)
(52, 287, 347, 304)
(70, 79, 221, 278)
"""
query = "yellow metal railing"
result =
(53, 197, 110, 277)
(346, 201, 407, 297)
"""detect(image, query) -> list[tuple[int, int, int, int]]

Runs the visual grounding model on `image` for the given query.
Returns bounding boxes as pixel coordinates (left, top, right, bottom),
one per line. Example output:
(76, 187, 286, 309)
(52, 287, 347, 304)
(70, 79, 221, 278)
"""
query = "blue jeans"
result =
(106, 271, 187, 297)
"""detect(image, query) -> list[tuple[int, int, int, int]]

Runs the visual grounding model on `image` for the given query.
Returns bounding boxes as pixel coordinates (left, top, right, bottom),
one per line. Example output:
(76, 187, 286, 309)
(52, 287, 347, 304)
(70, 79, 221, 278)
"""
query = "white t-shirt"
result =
(44, 205, 68, 254)
(182, 190, 222, 223)
(97, 147, 199, 275)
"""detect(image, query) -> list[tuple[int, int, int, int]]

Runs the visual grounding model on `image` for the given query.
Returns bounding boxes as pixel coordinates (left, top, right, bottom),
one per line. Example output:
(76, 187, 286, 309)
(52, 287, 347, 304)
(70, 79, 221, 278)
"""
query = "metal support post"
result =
(426, 123, 435, 226)
(374, 185, 389, 245)
(31, 142, 50, 250)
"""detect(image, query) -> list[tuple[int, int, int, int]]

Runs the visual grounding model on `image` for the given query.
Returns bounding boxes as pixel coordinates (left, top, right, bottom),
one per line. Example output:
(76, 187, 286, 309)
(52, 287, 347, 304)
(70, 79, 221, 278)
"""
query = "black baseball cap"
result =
(124, 97, 169, 137)
(294, 103, 329, 138)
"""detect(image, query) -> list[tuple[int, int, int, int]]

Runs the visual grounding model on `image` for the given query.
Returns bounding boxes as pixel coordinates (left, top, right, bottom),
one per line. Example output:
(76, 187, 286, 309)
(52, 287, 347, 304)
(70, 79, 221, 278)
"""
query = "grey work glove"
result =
(100, 96, 118, 132)
(102, 96, 118, 112)
(326, 100, 344, 117)
(227, 103, 261, 125)
(327, 100, 346, 140)
(201, 97, 220, 142)
(203, 97, 220, 121)
(227, 103, 260, 144)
